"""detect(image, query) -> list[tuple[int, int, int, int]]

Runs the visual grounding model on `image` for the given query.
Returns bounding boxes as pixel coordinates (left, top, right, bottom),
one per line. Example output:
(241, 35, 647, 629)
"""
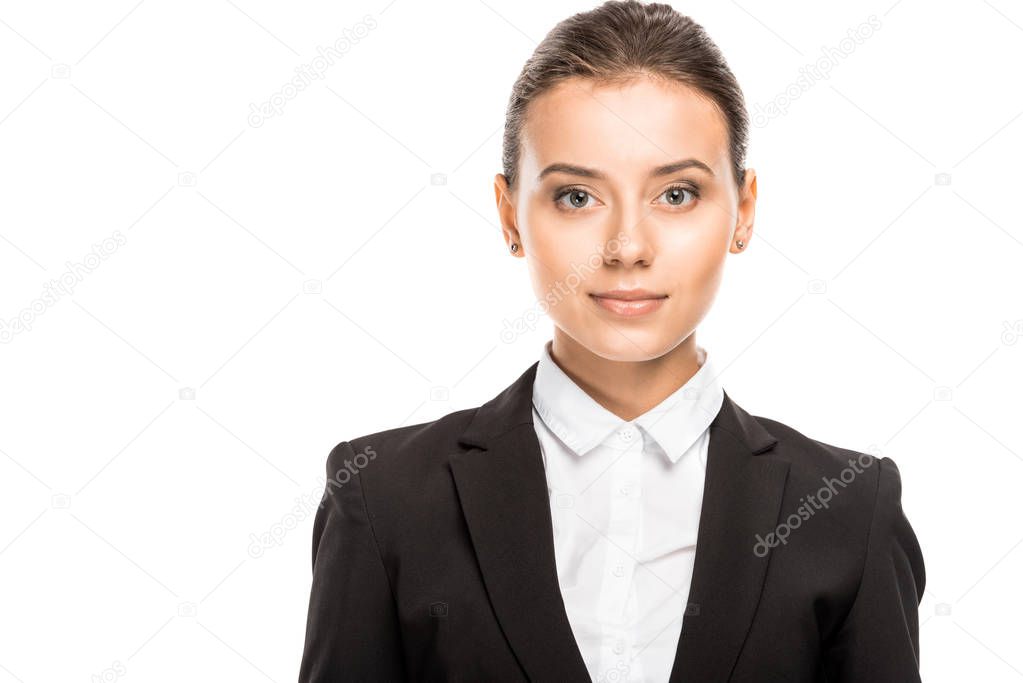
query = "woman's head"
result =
(494, 0, 757, 363)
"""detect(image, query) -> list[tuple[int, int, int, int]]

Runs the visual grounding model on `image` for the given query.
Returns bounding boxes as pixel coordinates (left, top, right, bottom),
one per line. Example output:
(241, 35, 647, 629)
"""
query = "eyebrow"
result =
(536, 158, 715, 182)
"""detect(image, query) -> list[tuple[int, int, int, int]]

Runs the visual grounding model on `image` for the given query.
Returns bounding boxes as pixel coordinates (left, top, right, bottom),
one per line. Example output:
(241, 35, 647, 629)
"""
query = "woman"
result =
(299, 2, 926, 681)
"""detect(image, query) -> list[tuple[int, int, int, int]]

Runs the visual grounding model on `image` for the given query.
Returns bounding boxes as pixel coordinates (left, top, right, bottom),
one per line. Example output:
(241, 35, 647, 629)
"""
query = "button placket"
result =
(599, 627, 632, 682)
(596, 431, 642, 627)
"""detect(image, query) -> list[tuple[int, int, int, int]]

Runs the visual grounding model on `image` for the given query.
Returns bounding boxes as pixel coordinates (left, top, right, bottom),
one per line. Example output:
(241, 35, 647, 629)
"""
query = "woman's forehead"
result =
(521, 76, 731, 180)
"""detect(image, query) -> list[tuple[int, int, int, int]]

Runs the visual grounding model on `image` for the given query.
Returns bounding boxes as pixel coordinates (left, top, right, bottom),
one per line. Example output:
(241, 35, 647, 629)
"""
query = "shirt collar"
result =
(531, 339, 724, 464)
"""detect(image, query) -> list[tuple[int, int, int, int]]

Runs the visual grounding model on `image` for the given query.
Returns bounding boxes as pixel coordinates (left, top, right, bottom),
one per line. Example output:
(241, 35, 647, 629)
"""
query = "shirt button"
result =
(618, 482, 634, 496)
(613, 640, 626, 655)
(612, 564, 625, 577)
(617, 426, 636, 442)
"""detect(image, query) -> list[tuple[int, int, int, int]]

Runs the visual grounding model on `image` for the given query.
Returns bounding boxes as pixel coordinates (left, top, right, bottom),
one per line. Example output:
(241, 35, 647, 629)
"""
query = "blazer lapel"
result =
(450, 361, 591, 681)
(451, 362, 791, 683)
(668, 389, 790, 682)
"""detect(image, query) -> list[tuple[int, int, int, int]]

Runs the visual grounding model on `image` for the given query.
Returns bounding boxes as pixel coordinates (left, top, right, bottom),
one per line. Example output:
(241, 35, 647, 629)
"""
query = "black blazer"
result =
(299, 361, 926, 682)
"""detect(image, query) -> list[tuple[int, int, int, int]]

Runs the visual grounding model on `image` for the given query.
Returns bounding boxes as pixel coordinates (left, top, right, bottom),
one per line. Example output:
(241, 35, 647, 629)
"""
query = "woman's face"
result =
(494, 75, 756, 362)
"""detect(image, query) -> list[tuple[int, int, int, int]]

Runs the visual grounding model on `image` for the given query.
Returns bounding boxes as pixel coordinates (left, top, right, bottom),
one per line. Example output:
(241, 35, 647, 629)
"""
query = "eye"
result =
(554, 187, 596, 210)
(658, 184, 699, 207)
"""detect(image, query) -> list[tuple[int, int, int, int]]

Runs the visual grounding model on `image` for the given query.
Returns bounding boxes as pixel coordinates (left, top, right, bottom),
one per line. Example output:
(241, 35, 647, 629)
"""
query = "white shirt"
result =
(530, 339, 724, 683)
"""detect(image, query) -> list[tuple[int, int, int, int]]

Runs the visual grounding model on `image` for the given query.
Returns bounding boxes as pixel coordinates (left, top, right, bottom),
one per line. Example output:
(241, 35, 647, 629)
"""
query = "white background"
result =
(1, 0, 1021, 680)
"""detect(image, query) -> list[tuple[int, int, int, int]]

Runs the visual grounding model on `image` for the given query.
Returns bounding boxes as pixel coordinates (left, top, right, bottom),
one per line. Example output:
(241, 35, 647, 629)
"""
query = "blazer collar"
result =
(451, 361, 789, 682)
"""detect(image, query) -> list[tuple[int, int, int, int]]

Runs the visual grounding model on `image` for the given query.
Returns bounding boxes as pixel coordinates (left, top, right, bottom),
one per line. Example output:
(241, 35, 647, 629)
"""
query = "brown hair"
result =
(501, 0, 749, 192)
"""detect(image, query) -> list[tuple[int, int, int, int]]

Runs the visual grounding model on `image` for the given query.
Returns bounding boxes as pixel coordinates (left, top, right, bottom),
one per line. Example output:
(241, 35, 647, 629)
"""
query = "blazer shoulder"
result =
(752, 412, 886, 477)
(749, 412, 923, 590)
(342, 405, 477, 456)
(323, 405, 480, 494)
(748, 412, 897, 521)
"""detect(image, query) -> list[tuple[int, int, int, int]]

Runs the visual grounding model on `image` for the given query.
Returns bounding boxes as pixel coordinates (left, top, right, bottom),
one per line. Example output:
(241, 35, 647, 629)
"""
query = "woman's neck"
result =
(548, 330, 703, 422)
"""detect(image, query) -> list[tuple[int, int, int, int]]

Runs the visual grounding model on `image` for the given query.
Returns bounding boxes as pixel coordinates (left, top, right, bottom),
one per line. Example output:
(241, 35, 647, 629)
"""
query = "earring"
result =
(736, 240, 744, 249)
(510, 243, 519, 253)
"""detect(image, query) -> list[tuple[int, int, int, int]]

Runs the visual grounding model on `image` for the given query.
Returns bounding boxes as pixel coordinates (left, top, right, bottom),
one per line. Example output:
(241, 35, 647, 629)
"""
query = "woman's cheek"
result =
(670, 220, 726, 287)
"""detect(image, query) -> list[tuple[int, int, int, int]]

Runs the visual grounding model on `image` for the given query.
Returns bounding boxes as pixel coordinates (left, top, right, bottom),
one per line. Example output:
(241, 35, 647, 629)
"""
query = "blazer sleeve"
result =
(822, 455, 927, 682)
(298, 441, 408, 682)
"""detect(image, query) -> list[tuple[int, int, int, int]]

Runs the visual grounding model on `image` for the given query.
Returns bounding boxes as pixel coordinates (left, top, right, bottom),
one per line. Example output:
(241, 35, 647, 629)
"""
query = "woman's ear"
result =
(494, 173, 523, 256)
(732, 168, 756, 253)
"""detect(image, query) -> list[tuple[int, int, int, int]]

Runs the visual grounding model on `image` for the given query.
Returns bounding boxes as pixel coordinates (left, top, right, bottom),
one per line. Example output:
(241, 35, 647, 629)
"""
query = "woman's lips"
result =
(589, 293, 667, 317)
